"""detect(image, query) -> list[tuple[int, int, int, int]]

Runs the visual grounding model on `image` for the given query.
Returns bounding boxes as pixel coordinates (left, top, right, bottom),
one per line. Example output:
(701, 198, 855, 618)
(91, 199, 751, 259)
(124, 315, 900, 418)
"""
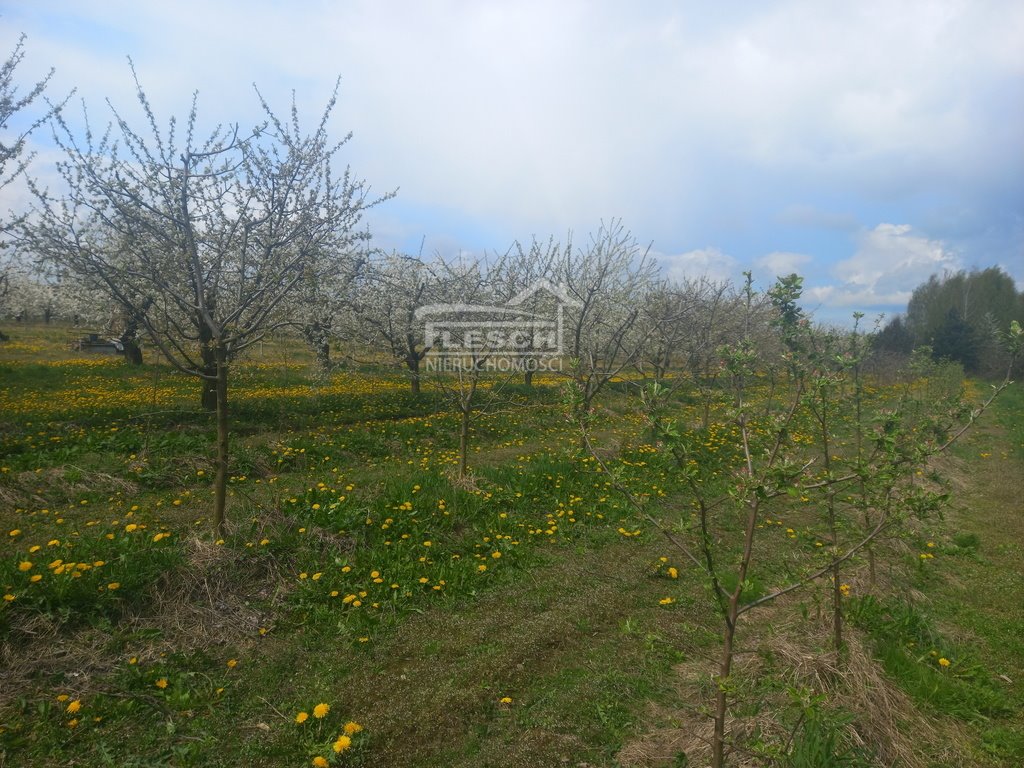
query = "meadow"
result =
(1, 324, 1022, 767)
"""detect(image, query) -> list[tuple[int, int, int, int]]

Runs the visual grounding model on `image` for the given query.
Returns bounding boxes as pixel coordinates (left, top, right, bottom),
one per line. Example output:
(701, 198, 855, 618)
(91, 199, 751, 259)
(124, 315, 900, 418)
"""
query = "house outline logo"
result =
(415, 279, 580, 360)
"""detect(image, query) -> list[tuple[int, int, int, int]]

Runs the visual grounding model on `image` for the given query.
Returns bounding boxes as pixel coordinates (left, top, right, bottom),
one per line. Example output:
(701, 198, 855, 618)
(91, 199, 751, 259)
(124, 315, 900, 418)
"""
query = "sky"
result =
(2, 0, 1022, 325)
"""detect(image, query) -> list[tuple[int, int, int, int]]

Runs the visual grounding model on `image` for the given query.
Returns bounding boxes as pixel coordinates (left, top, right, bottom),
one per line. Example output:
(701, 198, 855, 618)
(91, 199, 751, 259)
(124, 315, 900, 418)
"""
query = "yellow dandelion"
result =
(155, 678, 168, 689)
(107, 582, 121, 591)
(659, 597, 675, 606)
(313, 757, 329, 768)
(938, 657, 951, 667)
(226, 659, 238, 668)
(343, 721, 363, 735)
(295, 711, 309, 724)
(17, 561, 32, 572)
(333, 735, 352, 753)
(313, 702, 330, 719)
(66, 700, 82, 714)
(499, 696, 513, 704)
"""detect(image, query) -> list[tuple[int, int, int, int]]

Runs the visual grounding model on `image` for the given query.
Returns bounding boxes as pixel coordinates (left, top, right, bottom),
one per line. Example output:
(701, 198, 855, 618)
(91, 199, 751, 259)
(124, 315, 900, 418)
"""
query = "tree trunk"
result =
(123, 339, 143, 366)
(200, 316, 217, 410)
(0, 329, 8, 342)
(119, 301, 149, 366)
(304, 322, 332, 372)
(459, 407, 470, 479)
(201, 369, 217, 410)
(315, 340, 331, 372)
(407, 354, 421, 395)
(832, 562, 844, 652)
(524, 367, 534, 388)
(712, 607, 738, 768)
(213, 344, 229, 537)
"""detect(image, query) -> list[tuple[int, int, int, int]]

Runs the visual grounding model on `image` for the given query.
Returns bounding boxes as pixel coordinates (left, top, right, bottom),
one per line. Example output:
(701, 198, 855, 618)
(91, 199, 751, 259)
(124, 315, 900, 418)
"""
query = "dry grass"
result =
(616, 609, 977, 768)
(0, 534, 284, 713)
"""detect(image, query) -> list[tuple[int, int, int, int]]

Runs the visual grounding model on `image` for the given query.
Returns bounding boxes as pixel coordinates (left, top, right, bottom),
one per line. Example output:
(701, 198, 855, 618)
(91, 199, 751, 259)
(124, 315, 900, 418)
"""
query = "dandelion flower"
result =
(66, 700, 82, 714)
(313, 702, 330, 719)
(343, 721, 363, 735)
(313, 757, 329, 767)
(333, 735, 352, 753)
(499, 696, 513, 704)
(226, 659, 238, 668)
(155, 678, 168, 689)
(107, 582, 121, 591)
(295, 711, 309, 724)
(17, 561, 32, 572)
(2, 594, 14, 602)
(659, 597, 675, 606)
(938, 657, 951, 667)
(668, 567, 678, 579)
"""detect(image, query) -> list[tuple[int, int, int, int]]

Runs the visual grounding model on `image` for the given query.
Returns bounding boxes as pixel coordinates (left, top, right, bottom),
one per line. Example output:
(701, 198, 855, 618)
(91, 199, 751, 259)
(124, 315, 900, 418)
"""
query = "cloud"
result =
(755, 251, 812, 278)
(808, 223, 961, 308)
(655, 247, 738, 283)
(1, 0, 1021, 274)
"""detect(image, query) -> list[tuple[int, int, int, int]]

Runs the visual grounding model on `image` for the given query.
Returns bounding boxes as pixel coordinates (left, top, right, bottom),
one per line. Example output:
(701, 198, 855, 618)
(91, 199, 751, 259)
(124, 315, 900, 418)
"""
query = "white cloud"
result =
(656, 247, 738, 283)
(755, 251, 811, 277)
(808, 223, 961, 308)
(1, 1, 1021, 262)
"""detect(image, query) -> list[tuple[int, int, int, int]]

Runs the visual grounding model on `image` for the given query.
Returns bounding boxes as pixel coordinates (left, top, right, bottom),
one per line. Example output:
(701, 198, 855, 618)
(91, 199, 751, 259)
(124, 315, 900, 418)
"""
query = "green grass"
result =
(2, 325, 1023, 766)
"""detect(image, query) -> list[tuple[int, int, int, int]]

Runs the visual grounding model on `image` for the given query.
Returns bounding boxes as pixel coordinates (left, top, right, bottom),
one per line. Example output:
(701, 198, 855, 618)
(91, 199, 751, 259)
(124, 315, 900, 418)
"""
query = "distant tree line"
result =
(873, 267, 1024, 377)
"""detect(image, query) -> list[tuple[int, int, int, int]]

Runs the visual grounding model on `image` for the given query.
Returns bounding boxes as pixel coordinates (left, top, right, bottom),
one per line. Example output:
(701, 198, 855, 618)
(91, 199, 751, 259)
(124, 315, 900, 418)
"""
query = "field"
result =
(1, 325, 1022, 767)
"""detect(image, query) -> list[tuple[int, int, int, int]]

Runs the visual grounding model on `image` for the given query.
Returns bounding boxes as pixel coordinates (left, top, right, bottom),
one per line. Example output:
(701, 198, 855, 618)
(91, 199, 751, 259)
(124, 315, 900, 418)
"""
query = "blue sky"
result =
(2, 0, 1022, 325)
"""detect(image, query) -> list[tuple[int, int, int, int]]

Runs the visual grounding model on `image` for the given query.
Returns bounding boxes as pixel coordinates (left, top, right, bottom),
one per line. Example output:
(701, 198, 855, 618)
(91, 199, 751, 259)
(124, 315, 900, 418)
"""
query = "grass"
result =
(1, 323, 1023, 766)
